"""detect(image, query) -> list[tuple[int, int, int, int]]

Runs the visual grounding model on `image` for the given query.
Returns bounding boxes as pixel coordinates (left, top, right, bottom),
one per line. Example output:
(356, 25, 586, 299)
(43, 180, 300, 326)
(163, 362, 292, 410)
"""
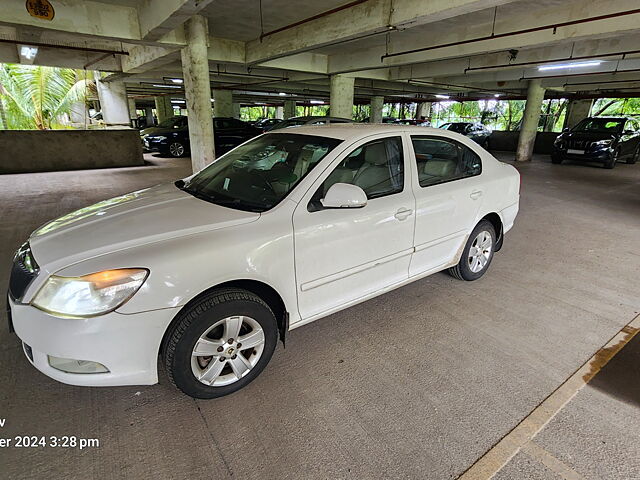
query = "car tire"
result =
(162, 288, 278, 399)
(448, 220, 496, 281)
(627, 146, 639, 165)
(604, 148, 619, 169)
(168, 141, 186, 158)
(551, 154, 563, 164)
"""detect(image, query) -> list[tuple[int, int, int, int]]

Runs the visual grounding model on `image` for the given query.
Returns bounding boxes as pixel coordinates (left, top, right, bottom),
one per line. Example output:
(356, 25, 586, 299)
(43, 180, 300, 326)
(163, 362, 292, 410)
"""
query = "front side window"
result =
(412, 136, 481, 187)
(319, 136, 404, 200)
(179, 133, 342, 212)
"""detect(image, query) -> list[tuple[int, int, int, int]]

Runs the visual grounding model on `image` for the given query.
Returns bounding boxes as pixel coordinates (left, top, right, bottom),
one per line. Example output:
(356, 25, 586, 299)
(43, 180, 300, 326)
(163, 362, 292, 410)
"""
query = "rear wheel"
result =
(449, 220, 496, 281)
(163, 289, 278, 399)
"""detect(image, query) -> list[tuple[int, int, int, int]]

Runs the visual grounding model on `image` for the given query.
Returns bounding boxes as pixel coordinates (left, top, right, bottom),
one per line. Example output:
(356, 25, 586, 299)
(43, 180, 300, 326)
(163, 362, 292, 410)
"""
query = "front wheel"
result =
(448, 220, 496, 281)
(627, 146, 639, 165)
(163, 289, 278, 399)
(551, 154, 563, 164)
(604, 148, 619, 169)
(168, 141, 186, 158)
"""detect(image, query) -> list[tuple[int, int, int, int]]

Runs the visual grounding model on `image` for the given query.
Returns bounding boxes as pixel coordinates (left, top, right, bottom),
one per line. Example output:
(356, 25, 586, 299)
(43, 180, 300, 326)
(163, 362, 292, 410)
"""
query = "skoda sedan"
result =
(8, 125, 520, 398)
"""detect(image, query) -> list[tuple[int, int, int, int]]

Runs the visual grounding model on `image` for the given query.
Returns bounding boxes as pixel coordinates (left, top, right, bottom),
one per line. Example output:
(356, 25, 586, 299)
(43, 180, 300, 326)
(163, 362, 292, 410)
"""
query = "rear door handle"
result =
(470, 190, 483, 200)
(394, 208, 413, 221)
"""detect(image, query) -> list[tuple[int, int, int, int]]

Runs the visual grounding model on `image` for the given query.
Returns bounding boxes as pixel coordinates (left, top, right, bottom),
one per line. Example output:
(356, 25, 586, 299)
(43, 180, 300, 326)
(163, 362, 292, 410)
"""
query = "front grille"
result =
(8, 242, 39, 301)
(569, 139, 591, 149)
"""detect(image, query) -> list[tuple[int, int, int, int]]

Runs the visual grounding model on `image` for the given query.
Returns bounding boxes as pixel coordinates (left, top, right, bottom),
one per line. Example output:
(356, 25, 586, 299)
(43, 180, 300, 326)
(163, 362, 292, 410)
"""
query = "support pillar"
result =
(232, 102, 241, 119)
(212, 89, 233, 117)
(276, 106, 284, 119)
(283, 100, 296, 119)
(144, 106, 154, 126)
(127, 98, 137, 120)
(70, 101, 87, 126)
(564, 99, 593, 130)
(181, 15, 215, 172)
(416, 102, 432, 123)
(330, 74, 355, 119)
(94, 73, 131, 127)
(370, 96, 384, 123)
(154, 96, 173, 123)
(516, 79, 545, 162)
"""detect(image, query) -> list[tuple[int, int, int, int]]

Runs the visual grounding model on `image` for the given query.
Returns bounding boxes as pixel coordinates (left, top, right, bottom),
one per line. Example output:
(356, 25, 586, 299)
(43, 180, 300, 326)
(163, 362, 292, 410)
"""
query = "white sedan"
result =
(8, 125, 519, 398)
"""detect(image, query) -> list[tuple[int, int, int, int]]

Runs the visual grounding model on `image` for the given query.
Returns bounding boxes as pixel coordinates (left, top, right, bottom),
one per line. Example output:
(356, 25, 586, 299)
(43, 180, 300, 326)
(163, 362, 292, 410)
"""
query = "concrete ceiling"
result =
(1, 0, 640, 103)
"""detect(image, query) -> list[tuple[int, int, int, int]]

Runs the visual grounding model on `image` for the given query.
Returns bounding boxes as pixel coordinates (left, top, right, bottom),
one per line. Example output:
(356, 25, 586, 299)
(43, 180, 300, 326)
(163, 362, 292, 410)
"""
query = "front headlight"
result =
(154, 136, 167, 141)
(554, 136, 564, 146)
(32, 268, 149, 317)
(592, 139, 612, 146)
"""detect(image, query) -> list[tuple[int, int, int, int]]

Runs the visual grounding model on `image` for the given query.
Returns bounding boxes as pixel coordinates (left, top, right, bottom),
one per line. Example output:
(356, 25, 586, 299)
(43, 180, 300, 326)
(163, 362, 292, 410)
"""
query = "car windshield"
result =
(441, 123, 469, 133)
(157, 116, 185, 128)
(572, 118, 625, 133)
(178, 133, 342, 212)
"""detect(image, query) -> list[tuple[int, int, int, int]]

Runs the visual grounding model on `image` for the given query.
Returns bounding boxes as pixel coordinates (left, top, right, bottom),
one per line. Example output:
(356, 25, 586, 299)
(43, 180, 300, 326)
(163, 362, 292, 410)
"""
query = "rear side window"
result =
(411, 136, 481, 187)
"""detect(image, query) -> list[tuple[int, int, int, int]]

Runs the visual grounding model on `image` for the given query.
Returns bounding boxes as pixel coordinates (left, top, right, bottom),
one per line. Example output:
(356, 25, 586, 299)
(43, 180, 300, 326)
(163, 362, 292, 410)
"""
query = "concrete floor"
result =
(1, 152, 639, 479)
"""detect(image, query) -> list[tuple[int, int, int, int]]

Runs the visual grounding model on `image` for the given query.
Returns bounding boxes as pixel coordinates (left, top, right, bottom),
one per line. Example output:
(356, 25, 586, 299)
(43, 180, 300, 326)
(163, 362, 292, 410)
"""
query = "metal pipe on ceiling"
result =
(0, 37, 128, 56)
(381, 8, 640, 61)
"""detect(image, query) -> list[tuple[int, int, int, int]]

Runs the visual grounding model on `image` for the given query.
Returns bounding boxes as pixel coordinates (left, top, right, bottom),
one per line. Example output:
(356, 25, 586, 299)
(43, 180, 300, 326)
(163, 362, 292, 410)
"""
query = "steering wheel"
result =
(234, 170, 277, 196)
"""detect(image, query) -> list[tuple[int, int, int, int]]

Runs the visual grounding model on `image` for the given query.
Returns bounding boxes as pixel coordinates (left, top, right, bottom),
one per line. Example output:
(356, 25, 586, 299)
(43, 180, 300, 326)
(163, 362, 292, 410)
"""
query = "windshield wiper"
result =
(175, 180, 265, 212)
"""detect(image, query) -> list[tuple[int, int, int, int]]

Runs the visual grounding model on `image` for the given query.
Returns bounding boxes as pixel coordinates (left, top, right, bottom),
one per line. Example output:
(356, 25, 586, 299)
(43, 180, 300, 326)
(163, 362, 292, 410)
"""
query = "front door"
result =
(292, 134, 415, 321)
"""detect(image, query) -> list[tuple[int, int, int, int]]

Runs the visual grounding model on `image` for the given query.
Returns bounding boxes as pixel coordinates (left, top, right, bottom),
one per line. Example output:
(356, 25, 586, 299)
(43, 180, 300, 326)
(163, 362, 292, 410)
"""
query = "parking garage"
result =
(1, 1, 640, 479)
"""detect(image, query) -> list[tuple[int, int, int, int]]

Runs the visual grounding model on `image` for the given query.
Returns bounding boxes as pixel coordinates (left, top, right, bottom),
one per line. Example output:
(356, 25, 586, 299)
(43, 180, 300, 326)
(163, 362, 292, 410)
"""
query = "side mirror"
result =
(321, 183, 367, 209)
(562, 128, 570, 133)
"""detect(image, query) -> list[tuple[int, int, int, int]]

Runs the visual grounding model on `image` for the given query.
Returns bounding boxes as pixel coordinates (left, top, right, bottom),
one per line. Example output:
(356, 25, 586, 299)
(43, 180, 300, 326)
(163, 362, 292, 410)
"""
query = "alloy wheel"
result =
(190, 316, 265, 387)
(169, 142, 185, 157)
(468, 230, 493, 273)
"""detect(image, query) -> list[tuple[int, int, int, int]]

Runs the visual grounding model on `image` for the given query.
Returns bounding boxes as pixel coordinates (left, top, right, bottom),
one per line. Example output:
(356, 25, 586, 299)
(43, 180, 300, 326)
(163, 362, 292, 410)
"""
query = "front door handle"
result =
(470, 190, 483, 200)
(394, 208, 413, 221)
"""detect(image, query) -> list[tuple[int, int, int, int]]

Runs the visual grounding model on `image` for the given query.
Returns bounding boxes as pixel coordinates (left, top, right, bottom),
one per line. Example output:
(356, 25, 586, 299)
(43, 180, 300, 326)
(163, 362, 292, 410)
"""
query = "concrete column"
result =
(144, 106, 154, 126)
(154, 96, 173, 123)
(330, 74, 355, 119)
(94, 73, 131, 127)
(275, 106, 284, 119)
(213, 89, 233, 117)
(181, 15, 215, 171)
(127, 98, 137, 120)
(70, 101, 87, 125)
(232, 102, 241, 119)
(416, 102, 432, 122)
(516, 79, 545, 162)
(564, 99, 593, 130)
(283, 100, 296, 119)
(370, 96, 384, 123)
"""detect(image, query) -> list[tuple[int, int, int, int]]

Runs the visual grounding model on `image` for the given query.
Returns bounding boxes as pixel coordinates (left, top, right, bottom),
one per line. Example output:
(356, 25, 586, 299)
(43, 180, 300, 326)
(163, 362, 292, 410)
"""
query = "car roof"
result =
(265, 123, 459, 141)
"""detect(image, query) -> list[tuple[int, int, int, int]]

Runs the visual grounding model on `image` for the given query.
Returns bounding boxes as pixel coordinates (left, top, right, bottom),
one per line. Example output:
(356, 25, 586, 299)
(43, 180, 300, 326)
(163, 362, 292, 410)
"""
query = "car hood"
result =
(561, 131, 618, 141)
(142, 127, 187, 137)
(29, 183, 259, 272)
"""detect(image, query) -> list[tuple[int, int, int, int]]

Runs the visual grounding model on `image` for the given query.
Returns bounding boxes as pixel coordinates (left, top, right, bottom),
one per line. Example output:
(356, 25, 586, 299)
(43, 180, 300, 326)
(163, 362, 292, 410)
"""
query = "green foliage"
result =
(0, 63, 92, 130)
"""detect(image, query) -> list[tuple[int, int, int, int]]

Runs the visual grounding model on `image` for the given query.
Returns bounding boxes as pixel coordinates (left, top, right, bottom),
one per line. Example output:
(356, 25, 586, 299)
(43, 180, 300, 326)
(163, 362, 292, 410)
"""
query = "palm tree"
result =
(0, 64, 93, 129)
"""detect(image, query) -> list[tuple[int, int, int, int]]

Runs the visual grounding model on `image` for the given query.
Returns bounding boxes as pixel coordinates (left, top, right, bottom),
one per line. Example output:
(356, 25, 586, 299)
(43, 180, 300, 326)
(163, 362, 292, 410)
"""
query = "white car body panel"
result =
(9, 125, 520, 387)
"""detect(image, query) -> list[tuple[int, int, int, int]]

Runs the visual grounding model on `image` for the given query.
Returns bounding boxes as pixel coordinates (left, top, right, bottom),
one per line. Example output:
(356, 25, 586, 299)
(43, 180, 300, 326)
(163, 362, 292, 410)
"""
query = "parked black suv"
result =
(552, 116, 640, 169)
(141, 116, 261, 157)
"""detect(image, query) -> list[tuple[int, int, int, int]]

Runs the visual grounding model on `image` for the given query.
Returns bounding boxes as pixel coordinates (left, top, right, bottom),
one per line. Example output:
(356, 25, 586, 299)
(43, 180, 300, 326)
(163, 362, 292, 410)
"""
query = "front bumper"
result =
(553, 147, 612, 162)
(9, 296, 179, 387)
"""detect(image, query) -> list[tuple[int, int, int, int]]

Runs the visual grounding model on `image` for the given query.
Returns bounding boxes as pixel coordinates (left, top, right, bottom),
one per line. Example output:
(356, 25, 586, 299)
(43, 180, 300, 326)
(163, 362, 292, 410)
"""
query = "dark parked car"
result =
(393, 119, 421, 125)
(440, 122, 491, 147)
(253, 118, 282, 133)
(267, 116, 353, 131)
(362, 116, 398, 124)
(552, 116, 640, 168)
(142, 116, 261, 157)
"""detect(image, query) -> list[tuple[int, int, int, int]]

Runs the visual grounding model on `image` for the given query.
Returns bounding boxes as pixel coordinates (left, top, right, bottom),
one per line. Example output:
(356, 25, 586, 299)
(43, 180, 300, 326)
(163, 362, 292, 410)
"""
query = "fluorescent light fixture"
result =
(494, 94, 501, 97)
(310, 100, 324, 104)
(20, 46, 38, 60)
(435, 94, 450, 99)
(279, 92, 287, 96)
(171, 100, 186, 104)
(538, 60, 602, 71)
(152, 84, 181, 88)
(170, 78, 183, 84)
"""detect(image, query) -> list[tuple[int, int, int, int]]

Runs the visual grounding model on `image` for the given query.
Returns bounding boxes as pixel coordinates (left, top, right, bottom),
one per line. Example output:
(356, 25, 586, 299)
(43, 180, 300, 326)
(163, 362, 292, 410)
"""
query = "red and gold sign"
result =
(25, 0, 55, 21)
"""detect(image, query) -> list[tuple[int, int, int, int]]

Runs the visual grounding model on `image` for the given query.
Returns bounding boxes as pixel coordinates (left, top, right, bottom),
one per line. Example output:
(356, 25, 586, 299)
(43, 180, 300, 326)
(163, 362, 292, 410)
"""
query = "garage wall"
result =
(489, 131, 560, 154)
(0, 130, 144, 174)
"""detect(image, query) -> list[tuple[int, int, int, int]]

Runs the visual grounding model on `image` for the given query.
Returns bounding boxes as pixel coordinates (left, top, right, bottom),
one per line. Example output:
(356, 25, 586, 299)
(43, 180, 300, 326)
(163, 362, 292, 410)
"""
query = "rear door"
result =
(408, 135, 484, 276)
